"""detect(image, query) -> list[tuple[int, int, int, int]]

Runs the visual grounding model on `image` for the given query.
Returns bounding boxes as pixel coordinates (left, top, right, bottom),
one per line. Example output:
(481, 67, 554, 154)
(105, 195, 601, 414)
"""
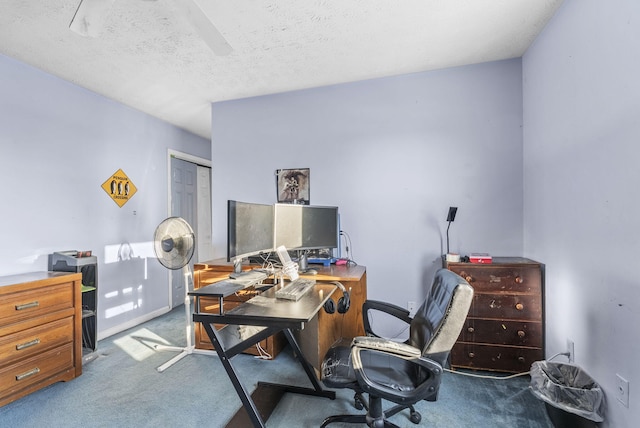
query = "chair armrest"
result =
(363, 300, 412, 337)
(350, 342, 443, 404)
(352, 336, 421, 358)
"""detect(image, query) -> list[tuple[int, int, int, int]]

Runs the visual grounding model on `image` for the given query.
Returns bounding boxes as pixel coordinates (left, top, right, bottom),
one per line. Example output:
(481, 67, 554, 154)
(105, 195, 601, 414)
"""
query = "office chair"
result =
(320, 268, 474, 428)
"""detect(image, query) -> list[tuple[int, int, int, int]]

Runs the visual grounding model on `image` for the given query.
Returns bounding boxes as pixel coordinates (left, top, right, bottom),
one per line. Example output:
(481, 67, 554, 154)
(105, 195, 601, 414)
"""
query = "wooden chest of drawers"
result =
(445, 258, 544, 373)
(0, 272, 83, 406)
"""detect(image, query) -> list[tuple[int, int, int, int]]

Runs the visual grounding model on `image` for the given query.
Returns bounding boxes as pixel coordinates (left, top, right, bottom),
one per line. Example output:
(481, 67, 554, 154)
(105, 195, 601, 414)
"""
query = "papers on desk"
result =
(208, 280, 247, 294)
(199, 276, 266, 296)
(228, 269, 269, 285)
(210, 270, 270, 291)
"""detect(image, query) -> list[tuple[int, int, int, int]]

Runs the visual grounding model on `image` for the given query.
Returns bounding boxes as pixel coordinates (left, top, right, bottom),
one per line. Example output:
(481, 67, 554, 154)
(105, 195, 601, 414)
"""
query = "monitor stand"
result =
(297, 251, 312, 273)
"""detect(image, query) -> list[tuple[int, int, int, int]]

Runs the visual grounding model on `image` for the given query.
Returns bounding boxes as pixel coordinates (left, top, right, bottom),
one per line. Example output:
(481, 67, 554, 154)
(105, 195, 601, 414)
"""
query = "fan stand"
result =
(154, 265, 216, 372)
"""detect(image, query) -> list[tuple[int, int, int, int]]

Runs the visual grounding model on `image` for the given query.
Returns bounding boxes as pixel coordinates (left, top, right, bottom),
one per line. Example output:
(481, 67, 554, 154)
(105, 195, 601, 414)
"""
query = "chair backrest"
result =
(409, 268, 474, 366)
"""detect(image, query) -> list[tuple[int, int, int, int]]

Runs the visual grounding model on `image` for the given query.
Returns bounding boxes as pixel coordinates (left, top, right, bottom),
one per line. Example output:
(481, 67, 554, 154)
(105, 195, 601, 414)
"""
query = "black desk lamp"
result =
(446, 207, 458, 254)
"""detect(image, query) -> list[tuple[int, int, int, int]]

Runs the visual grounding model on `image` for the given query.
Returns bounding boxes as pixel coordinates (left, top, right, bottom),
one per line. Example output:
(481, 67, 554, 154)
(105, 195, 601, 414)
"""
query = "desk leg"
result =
(200, 322, 335, 428)
(201, 322, 267, 428)
(282, 328, 334, 398)
(249, 328, 335, 413)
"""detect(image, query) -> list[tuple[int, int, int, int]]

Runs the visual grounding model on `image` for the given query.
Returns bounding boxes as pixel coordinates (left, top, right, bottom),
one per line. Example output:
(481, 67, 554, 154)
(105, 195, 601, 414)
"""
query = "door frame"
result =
(167, 149, 212, 217)
(167, 149, 212, 307)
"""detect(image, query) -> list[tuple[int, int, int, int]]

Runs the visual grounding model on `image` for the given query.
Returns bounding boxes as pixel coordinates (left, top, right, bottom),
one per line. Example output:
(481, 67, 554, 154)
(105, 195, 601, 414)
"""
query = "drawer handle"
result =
(517, 356, 526, 363)
(467, 327, 475, 333)
(16, 338, 40, 351)
(515, 276, 524, 284)
(465, 275, 473, 283)
(15, 301, 39, 311)
(468, 352, 475, 358)
(16, 338, 41, 350)
(16, 367, 40, 381)
(515, 303, 524, 311)
(517, 330, 526, 338)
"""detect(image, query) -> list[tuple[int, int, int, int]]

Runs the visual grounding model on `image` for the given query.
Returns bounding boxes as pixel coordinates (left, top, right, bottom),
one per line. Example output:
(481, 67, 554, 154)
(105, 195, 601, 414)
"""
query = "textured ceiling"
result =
(0, 0, 564, 139)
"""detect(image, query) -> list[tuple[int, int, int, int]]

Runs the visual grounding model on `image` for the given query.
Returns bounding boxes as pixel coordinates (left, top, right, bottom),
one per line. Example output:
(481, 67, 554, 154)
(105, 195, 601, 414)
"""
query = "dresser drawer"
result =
(449, 265, 541, 294)
(458, 319, 542, 348)
(0, 317, 74, 365)
(0, 283, 74, 325)
(451, 342, 543, 373)
(0, 342, 74, 398)
(470, 293, 541, 321)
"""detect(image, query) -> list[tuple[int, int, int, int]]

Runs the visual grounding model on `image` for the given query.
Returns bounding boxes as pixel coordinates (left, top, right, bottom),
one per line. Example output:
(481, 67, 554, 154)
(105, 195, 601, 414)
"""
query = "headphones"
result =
(324, 281, 350, 314)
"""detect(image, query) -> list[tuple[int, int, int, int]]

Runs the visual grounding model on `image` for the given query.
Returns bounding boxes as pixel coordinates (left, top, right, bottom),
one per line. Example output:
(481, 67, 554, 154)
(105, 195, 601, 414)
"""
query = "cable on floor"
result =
(444, 368, 531, 380)
(445, 351, 571, 380)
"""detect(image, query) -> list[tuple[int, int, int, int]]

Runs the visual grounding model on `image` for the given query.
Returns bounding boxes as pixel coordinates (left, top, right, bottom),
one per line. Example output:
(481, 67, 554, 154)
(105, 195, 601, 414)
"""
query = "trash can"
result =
(529, 361, 605, 428)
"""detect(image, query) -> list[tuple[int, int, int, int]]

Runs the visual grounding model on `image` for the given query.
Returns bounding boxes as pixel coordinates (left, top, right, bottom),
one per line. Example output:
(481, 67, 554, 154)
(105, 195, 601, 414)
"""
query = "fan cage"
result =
(153, 217, 195, 270)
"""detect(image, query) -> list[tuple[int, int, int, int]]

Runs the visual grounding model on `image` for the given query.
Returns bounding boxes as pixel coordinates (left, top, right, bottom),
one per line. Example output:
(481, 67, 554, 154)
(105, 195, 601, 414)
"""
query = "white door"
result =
(169, 153, 213, 308)
(171, 157, 196, 308)
(196, 165, 214, 262)
(170, 156, 213, 307)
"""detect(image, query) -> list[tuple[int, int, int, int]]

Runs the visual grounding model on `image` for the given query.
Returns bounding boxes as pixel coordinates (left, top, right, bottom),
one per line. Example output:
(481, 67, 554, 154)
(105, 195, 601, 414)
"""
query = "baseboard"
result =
(96, 306, 172, 341)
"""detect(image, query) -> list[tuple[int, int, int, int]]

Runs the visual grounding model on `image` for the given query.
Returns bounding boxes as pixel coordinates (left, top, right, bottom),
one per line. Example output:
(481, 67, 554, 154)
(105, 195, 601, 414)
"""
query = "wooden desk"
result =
(193, 259, 367, 372)
(294, 264, 367, 372)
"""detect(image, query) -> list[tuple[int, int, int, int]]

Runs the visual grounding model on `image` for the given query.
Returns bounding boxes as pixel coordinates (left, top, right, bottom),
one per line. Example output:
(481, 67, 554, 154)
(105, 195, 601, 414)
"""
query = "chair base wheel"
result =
(323, 395, 415, 428)
(354, 395, 365, 410)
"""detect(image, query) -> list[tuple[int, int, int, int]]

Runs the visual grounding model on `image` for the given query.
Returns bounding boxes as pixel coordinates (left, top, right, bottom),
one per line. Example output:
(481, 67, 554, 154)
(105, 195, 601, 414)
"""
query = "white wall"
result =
(523, 1, 640, 426)
(211, 59, 525, 334)
(0, 54, 210, 339)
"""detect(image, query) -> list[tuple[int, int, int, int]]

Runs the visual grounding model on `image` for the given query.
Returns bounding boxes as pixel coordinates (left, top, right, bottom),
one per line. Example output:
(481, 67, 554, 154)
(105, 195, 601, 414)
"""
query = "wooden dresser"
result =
(444, 257, 544, 373)
(0, 272, 83, 407)
(193, 259, 367, 372)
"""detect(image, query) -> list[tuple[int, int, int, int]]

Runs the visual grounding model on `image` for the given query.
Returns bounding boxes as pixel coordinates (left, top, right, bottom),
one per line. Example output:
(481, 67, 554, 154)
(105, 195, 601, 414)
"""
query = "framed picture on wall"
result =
(276, 168, 310, 204)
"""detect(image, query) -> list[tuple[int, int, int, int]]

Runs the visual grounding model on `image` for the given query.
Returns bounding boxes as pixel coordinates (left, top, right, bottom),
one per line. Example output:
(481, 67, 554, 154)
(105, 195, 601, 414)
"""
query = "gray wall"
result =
(0, 54, 210, 339)
(523, 1, 639, 426)
(211, 59, 525, 335)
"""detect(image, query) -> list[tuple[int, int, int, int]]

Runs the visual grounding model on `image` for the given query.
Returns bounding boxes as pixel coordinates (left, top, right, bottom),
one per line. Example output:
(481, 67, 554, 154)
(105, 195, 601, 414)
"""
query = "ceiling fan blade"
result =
(177, 0, 233, 56)
(69, 0, 116, 37)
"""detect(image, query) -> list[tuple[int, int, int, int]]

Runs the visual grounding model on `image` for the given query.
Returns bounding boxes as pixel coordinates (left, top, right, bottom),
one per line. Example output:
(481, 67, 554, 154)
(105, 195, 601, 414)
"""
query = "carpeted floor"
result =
(0, 306, 554, 427)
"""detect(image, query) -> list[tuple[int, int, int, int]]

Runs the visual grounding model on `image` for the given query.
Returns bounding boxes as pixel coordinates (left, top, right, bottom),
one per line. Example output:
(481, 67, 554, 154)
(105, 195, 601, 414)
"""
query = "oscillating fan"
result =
(154, 216, 195, 271)
(153, 217, 213, 372)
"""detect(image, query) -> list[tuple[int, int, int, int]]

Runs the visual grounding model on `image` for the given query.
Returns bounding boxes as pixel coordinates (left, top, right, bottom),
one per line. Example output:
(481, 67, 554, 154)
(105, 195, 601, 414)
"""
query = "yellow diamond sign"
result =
(101, 169, 137, 207)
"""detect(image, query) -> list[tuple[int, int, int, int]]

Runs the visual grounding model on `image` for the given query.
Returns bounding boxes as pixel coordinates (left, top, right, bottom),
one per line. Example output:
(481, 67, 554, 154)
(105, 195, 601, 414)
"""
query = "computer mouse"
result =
(306, 269, 318, 275)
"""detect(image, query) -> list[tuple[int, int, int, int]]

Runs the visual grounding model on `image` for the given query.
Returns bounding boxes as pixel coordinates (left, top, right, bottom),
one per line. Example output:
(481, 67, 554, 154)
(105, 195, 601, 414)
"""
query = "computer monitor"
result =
(274, 204, 339, 251)
(227, 200, 275, 267)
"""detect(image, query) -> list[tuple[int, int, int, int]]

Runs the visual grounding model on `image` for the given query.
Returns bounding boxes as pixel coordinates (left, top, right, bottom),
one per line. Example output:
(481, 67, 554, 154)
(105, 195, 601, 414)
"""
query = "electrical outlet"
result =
(407, 301, 417, 316)
(616, 374, 629, 407)
(566, 339, 574, 362)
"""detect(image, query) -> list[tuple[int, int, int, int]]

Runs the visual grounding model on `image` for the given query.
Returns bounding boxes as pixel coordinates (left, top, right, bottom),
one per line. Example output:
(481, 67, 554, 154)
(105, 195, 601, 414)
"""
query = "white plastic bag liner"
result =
(529, 361, 605, 422)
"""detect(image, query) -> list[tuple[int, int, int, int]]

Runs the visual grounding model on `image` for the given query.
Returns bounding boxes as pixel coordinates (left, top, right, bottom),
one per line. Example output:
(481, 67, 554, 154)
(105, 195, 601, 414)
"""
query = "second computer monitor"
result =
(227, 200, 275, 263)
(274, 204, 339, 251)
